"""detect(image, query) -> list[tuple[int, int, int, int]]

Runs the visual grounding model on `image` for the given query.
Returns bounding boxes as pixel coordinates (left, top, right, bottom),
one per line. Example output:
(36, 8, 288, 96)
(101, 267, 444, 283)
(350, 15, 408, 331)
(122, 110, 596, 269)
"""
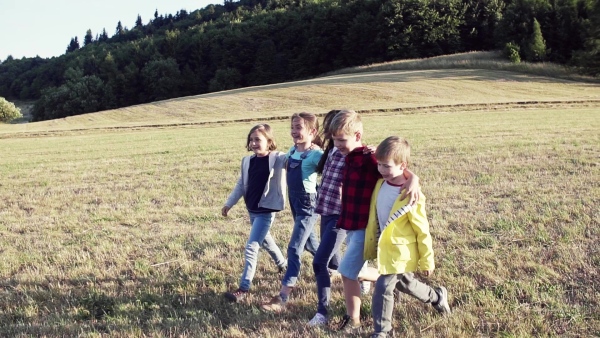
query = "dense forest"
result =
(0, 0, 598, 121)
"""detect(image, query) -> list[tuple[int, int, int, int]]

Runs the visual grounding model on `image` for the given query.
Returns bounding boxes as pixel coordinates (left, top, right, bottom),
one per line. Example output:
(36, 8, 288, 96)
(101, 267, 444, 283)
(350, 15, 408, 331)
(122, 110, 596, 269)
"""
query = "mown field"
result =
(0, 66, 599, 337)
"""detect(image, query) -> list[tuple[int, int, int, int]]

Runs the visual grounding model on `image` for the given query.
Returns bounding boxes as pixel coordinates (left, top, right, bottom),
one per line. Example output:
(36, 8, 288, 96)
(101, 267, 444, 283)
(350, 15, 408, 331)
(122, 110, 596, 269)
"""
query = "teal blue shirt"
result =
(286, 147, 324, 194)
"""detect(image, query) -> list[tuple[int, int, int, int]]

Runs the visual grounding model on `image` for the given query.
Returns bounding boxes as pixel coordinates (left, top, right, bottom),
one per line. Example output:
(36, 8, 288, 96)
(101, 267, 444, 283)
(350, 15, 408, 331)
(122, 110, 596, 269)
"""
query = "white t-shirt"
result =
(376, 181, 403, 232)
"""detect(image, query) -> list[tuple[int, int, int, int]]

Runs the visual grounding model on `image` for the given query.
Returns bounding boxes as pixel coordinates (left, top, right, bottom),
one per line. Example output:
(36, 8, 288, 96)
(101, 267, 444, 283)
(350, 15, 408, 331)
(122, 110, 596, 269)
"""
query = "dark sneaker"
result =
(338, 314, 361, 332)
(224, 289, 248, 303)
(432, 286, 451, 315)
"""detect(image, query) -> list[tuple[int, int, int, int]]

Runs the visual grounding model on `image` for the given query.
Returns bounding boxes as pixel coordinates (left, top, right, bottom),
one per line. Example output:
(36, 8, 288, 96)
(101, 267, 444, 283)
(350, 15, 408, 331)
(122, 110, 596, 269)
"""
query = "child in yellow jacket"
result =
(364, 136, 451, 338)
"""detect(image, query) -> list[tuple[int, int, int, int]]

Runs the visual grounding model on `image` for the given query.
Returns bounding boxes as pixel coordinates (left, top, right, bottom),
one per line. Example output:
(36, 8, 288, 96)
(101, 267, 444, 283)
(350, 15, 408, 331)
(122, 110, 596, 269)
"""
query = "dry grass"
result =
(325, 51, 600, 83)
(0, 105, 598, 336)
(2, 57, 599, 135)
(1, 54, 599, 336)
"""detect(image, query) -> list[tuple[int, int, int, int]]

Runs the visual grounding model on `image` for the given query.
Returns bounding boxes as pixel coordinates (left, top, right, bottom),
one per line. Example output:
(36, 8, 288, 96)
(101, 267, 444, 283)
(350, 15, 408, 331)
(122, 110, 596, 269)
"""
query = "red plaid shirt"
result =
(337, 147, 381, 230)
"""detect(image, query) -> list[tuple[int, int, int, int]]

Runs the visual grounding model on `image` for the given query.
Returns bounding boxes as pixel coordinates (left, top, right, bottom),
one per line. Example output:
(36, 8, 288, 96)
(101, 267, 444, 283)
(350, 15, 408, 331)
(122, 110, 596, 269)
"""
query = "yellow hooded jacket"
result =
(364, 179, 435, 275)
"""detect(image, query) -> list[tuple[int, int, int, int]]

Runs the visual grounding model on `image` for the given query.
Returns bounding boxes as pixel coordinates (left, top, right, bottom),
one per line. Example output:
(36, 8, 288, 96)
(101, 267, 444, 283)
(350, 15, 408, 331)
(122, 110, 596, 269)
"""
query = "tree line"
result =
(0, 0, 598, 121)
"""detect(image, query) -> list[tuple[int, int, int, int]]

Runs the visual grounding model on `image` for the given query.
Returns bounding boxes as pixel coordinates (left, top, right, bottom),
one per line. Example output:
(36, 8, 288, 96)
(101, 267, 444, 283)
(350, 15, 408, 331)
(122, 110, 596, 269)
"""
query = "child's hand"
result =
(363, 145, 377, 154)
(221, 206, 230, 217)
(400, 173, 420, 206)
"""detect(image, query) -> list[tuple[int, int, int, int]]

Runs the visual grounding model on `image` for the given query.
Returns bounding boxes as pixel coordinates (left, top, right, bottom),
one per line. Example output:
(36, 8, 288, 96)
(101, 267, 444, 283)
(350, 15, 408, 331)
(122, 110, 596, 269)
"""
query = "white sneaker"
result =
(360, 281, 372, 295)
(308, 313, 328, 327)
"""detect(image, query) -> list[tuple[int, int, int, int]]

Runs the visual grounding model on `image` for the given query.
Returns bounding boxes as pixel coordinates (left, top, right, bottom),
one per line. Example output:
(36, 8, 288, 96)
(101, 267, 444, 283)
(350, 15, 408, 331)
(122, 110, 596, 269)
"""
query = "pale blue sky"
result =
(0, 0, 218, 61)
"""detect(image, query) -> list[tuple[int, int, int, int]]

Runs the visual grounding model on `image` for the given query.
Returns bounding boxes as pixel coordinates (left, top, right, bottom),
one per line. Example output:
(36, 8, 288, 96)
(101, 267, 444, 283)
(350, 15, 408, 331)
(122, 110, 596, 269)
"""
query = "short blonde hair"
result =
(375, 136, 410, 165)
(329, 109, 363, 136)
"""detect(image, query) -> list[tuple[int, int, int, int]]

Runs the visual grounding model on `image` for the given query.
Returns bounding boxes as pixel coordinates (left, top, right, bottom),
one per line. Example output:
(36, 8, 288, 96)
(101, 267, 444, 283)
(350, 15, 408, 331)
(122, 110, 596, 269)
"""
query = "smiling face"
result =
(248, 130, 270, 157)
(290, 117, 316, 147)
(332, 131, 362, 155)
(377, 158, 407, 185)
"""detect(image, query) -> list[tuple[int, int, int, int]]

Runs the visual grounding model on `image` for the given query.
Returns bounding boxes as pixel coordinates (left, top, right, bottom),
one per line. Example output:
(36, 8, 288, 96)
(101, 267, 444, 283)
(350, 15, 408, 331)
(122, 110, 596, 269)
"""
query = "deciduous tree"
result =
(0, 97, 22, 122)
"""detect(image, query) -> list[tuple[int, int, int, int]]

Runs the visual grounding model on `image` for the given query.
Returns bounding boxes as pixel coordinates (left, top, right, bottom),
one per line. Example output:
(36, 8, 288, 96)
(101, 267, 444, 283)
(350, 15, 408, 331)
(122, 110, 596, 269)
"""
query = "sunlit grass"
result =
(326, 51, 599, 83)
(0, 106, 598, 336)
(2, 52, 599, 135)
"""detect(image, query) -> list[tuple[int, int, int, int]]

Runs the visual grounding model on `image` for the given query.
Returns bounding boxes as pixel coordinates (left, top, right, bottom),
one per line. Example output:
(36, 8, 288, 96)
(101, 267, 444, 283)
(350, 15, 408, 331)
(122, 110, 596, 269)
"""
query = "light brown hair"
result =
(291, 112, 323, 147)
(375, 136, 411, 165)
(329, 109, 363, 136)
(246, 123, 277, 151)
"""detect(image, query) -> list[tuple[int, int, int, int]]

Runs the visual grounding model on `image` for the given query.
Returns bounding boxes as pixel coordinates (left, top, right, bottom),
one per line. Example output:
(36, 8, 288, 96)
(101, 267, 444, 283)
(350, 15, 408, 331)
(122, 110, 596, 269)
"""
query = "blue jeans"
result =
(282, 190, 319, 287)
(313, 214, 347, 316)
(239, 212, 286, 291)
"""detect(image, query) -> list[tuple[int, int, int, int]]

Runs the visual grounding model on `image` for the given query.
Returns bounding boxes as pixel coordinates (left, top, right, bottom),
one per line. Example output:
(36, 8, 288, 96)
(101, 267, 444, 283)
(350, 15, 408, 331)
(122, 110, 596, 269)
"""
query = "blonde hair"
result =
(291, 112, 323, 147)
(329, 109, 363, 136)
(375, 136, 410, 165)
(246, 124, 277, 151)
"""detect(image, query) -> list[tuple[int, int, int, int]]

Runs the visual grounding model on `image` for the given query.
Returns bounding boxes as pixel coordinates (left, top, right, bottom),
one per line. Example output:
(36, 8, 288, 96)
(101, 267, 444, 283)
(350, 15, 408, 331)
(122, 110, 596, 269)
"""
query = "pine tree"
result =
(99, 28, 109, 42)
(84, 29, 93, 46)
(116, 21, 124, 36)
(66, 37, 80, 53)
(525, 18, 547, 62)
(136, 14, 143, 28)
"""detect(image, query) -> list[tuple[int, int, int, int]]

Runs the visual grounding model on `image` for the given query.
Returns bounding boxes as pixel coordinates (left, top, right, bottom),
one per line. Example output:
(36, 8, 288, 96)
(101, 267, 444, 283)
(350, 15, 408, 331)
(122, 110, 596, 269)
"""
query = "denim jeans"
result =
(312, 214, 347, 316)
(281, 189, 319, 287)
(239, 212, 286, 291)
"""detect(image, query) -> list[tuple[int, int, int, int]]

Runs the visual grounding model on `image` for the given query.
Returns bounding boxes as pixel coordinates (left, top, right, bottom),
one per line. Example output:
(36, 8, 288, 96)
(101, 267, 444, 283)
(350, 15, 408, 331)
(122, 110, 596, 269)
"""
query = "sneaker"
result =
(432, 286, 451, 315)
(360, 280, 372, 295)
(261, 295, 287, 313)
(308, 313, 328, 327)
(224, 289, 247, 303)
(338, 314, 360, 332)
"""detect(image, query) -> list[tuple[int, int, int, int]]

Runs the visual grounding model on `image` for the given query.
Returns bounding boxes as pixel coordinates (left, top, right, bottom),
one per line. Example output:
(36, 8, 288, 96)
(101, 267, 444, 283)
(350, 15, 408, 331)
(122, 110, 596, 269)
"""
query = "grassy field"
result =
(0, 63, 599, 337)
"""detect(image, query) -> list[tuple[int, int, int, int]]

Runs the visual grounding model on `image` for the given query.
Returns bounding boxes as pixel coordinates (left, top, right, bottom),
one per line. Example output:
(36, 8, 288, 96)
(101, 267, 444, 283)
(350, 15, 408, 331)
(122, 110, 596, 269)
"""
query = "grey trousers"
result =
(371, 272, 438, 337)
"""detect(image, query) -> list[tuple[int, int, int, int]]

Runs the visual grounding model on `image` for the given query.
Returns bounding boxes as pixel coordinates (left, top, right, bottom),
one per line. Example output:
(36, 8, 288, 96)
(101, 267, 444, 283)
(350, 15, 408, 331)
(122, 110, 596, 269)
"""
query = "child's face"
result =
(332, 131, 362, 155)
(290, 117, 315, 146)
(377, 158, 407, 184)
(248, 131, 270, 157)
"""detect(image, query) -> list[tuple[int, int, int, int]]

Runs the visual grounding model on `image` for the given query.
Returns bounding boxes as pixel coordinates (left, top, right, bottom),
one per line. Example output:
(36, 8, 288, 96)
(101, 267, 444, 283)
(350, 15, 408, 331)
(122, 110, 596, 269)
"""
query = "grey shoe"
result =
(432, 286, 451, 314)
(224, 289, 248, 303)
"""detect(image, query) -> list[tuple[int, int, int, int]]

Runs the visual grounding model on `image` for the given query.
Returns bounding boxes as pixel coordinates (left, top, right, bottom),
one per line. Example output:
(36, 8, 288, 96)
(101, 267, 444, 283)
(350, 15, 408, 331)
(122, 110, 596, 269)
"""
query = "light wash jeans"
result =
(281, 189, 319, 287)
(239, 212, 286, 291)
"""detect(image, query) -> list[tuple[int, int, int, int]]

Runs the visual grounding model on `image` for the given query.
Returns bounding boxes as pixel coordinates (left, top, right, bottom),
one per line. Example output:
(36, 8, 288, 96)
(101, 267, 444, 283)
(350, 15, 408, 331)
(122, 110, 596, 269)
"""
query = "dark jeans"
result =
(312, 214, 346, 316)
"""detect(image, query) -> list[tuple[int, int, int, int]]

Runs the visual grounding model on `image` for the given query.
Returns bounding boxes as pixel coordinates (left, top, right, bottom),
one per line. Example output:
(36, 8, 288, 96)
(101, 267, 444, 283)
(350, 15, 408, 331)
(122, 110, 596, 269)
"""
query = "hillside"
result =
(2, 0, 598, 122)
(1, 65, 599, 136)
(0, 60, 599, 336)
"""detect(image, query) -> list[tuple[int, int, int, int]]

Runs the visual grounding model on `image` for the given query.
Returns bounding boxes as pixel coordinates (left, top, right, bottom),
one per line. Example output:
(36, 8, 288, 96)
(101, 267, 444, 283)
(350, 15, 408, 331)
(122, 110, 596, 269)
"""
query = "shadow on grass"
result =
(0, 276, 285, 336)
